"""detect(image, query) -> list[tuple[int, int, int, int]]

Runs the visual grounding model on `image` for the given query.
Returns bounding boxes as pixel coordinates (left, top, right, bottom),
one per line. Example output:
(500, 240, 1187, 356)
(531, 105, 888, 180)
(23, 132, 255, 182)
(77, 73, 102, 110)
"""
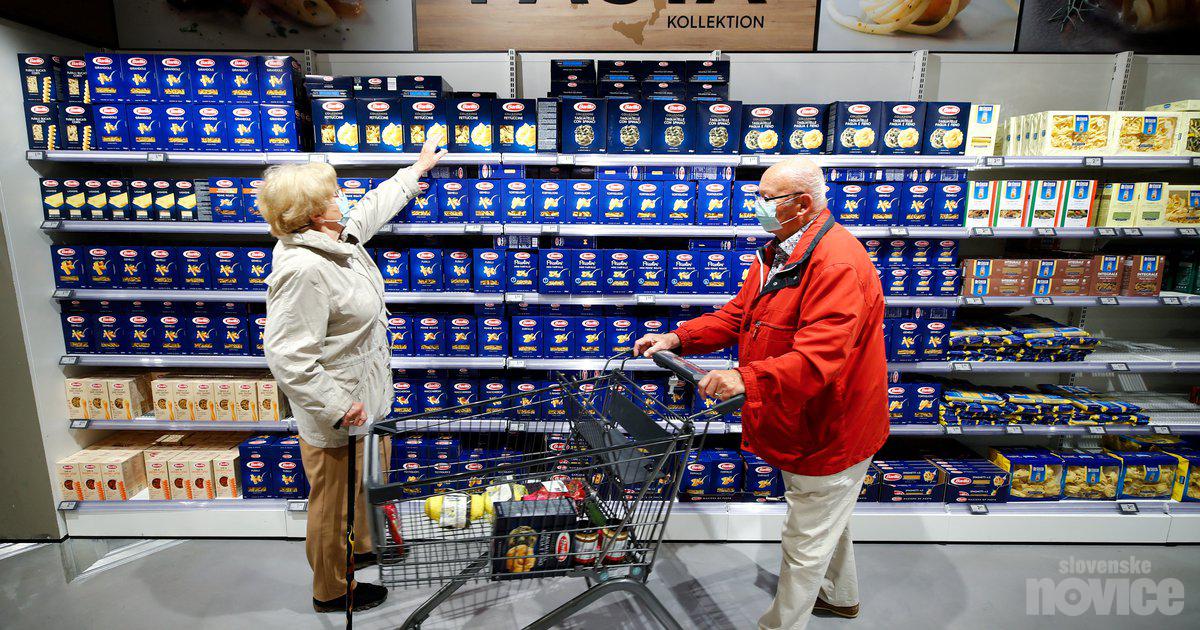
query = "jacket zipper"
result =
(752, 320, 791, 340)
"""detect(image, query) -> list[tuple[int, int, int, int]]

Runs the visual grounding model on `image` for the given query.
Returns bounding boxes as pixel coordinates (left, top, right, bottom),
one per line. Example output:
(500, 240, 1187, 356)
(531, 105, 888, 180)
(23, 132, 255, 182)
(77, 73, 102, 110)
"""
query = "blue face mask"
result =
(753, 193, 801, 232)
(316, 192, 354, 228)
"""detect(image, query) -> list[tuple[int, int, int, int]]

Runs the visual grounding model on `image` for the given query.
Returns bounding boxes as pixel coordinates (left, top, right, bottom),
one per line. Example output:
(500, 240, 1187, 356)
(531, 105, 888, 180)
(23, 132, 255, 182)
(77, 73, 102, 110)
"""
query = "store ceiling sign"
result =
(415, 0, 815, 51)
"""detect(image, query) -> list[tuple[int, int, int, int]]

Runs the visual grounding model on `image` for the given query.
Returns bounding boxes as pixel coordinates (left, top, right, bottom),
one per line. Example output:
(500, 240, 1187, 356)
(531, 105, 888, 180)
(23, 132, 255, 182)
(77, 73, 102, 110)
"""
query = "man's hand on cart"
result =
(697, 369, 746, 401)
(341, 401, 368, 427)
(633, 332, 680, 357)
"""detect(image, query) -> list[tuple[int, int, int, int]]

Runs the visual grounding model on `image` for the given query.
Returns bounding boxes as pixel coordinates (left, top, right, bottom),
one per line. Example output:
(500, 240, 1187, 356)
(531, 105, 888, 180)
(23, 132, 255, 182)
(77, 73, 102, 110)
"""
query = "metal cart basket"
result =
(364, 351, 743, 630)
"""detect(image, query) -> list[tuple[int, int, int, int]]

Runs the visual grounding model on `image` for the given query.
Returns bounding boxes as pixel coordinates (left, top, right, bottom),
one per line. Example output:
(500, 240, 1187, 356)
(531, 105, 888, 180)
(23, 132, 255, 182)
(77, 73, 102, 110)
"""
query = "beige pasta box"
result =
(144, 452, 179, 500)
(1026, 180, 1065, 228)
(234, 380, 260, 422)
(213, 380, 237, 422)
(55, 452, 85, 501)
(991, 180, 1031, 228)
(1135, 182, 1167, 227)
(211, 450, 241, 499)
(77, 452, 108, 501)
(1112, 111, 1181, 156)
(173, 379, 194, 422)
(1164, 185, 1200, 227)
(964, 180, 997, 228)
(100, 451, 146, 501)
(965, 103, 1000, 156)
(166, 453, 196, 500)
(186, 451, 218, 500)
(151, 378, 175, 421)
(1148, 99, 1200, 112)
(190, 379, 217, 422)
(1174, 112, 1200, 156)
(1029, 111, 1116, 156)
(1097, 182, 1138, 228)
(1061, 180, 1098, 227)
(65, 378, 88, 419)
(256, 381, 284, 422)
(106, 376, 152, 420)
(84, 377, 111, 420)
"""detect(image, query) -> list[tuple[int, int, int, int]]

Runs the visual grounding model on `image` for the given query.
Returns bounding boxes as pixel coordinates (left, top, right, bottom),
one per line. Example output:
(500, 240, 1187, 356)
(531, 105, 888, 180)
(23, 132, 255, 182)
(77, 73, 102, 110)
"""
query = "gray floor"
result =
(1, 539, 1198, 629)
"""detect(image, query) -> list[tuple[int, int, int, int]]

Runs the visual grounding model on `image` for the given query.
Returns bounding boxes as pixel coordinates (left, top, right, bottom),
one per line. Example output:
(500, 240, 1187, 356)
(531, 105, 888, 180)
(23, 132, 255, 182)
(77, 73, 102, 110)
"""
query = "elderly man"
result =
(635, 158, 888, 630)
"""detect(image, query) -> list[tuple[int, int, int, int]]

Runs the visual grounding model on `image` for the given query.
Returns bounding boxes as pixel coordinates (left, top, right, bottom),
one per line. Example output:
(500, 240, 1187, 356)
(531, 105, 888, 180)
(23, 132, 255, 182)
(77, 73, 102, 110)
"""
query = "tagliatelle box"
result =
(1027, 180, 1066, 228)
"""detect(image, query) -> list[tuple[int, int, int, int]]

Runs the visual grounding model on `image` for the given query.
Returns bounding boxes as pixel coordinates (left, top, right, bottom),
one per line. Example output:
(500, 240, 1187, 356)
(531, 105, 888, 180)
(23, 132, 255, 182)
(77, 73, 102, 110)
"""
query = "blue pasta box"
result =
(251, 314, 267, 355)
(194, 104, 227, 150)
(836, 183, 871, 226)
(174, 179, 197, 220)
(51, 245, 85, 288)
(828, 102, 882, 155)
(908, 240, 934, 266)
(238, 436, 277, 497)
(148, 247, 179, 289)
(126, 104, 163, 151)
(884, 239, 909, 266)
(912, 383, 941, 422)
(84, 246, 116, 288)
(901, 183, 934, 226)
(24, 102, 57, 150)
(260, 56, 302, 103)
(934, 183, 966, 227)
(271, 445, 308, 499)
(387, 314, 413, 356)
(473, 249, 504, 293)
(780, 103, 828, 155)
(651, 101, 695, 154)
(469, 179, 502, 222)
(600, 181, 632, 224)
(885, 266, 911, 297)
(188, 307, 218, 354)
(494, 99, 537, 153)
(688, 82, 728, 101)
(732, 181, 760, 225)
(446, 316, 476, 355)
(741, 104, 782, 154)
(696, 181, 731, 225)
(444, 250, 472, 291)
(577, 317, 605, 358)
(988, 448, 1064, 501)
(124, 304, 156, 354)
(55, 178, 83, 221)
(96, 307, 127, 353)
(604, 249, 635, 294)
(911, 268, 935, 296)
(477, 316, 507, 357)
(870, 183, 901, 225)
(436, 180, 468, 222)
(540, 250, 570, 294)
(391, 378, 417, 414)
(17, 53, 61, 102)
(414, 315, 445, 356)
(635, 250, 667, 292)
(632, 182, 663, 225)
(606, 317, 637, 355)
(511, 316, 543, 358)
(104, 178, 130, 220)
(566, 180, 598, 224)
(935, 267, 961, 296)
(218, 312, 250, 356)
(560, 98, 606, 153)
(448, 98, 494, 153)
(81, 179, 106, 220)
(158, 103, 193, 151)
(479, 380, 508, 411)
(502, 179, 534, 223)
(663, 182, 696, 224)
(571, 250, 603, 294)
(887, 384, 911, 423)
(261, 103, 305, 152)
(225, 55, 259, 102)
(208, 178, 241, 221)
(57, 103, 94, 151)
(92, 103, 128, 150)
(889, 319, 922, 362)
(668, 250, 700, 294)
(448, 379, 479, 417)
(733, 250, 756, 287)
(606, 99, 651, 153)
(119, 54, 156, 100)
(154, 302, 188, 354)
(546, 317, 576, 358)
(742, 451, 783, 501)
(244, 247, 271, 290)
(241, 178, 264, 222)
(880, 102, 926, 155)
(147, 178, 174, 220)
(694, 101, 741, 155)
(410, 249, 443, 291)
(699, 250, 732, 294)
(210, 248, 241, 290)
(934, 239, 958, 267)
(226, 104, 261, 151)
(535, 180, 568, 223)
(313, 99, 359, 152)
(86, 53, 122, 102)
(922, 102, 970, 156)
(921, 319, 949, 360)
(116, 246, 147, 289)
(506, 250, 537, 292)
(190, 55, 227, 102)
(863, 239, 884, 265)
(400, 98, 448, 152)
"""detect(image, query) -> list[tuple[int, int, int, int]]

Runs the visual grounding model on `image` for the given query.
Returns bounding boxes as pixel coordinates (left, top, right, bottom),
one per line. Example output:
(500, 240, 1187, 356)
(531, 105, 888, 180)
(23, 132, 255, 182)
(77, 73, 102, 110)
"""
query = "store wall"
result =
(0, 18, 86, 540)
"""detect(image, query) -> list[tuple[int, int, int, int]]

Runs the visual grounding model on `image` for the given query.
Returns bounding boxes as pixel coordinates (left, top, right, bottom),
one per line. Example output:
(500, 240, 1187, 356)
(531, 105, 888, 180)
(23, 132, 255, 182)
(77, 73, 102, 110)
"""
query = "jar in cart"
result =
(602, 527, 629, 563)
(573, 530, 599, 566)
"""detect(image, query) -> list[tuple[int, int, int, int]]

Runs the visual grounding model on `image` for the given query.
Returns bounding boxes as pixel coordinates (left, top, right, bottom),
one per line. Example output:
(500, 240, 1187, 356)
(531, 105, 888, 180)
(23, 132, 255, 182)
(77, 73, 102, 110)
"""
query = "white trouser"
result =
(758, 456, 873, 630)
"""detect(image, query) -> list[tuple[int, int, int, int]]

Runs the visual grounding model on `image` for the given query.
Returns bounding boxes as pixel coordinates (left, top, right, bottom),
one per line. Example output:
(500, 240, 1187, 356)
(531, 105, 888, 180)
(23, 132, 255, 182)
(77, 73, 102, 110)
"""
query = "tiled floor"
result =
(1, 539, 1197, 629)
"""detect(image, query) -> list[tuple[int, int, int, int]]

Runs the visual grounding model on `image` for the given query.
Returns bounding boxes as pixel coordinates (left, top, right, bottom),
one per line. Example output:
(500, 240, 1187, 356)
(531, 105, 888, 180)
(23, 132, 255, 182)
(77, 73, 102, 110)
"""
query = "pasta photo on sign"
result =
(1016, 0, 1200, 53)
(817, 0, 1022, 51)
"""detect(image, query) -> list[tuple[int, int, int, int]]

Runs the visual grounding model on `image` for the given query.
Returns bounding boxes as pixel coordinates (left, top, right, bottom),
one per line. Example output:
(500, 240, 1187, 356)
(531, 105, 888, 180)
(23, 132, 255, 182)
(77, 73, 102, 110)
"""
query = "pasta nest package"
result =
(989, 447, 1064, 501)
(1159, 447, 1200, 502)
(1106, 450, 1178, 499)
(1058, 449, 1121, 500)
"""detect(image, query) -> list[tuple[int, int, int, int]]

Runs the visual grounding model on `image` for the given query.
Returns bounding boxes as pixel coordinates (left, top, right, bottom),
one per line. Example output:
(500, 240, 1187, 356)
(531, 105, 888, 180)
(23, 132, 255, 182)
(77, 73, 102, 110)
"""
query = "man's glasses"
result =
(755, 191, 806, 204)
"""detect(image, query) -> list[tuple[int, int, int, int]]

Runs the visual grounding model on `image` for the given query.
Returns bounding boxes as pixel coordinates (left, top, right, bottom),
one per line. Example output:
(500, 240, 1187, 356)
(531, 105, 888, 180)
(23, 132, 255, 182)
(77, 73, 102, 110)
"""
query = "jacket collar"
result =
(757, 209, 833, 267)
(755, 209, 836, 296)
(277, 228, 357, 259)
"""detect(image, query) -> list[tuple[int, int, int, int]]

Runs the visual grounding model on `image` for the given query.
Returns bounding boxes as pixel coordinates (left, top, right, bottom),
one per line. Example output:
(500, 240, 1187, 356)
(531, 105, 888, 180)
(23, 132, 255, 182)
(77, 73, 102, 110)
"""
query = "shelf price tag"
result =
(1152, 426, 1172, 435)
(971, 227, 994, 237)
(1087, 425, 1107, 435)
(968, 504, 989, 515)
(1109, 362, 1130, 372)
(52, 289, 74, 299)
(1096, 228, 1118, 237)
(742, 155, 760, 167)
(1098, 297, 1119, 306)
(1191, 157, 1200, 168)
(1160, 296, 1182, 306)
(1035, 227, 1057, 237)
(287, 500, 308, 513)
(1033, 296, 1054, 306)
(540, 224, 560, 235)
(59, 355, 79, 366)
(636, 295, 656, 305)
(951, 362, 973, 372)
(464, 224, 483, 234)
(1118, 502, 1139, 515)
(558, 154, 575, 165)
(505, 293, 524, 303)
(508, 359, 527, 369)
(40, 220, 62, 230)
(889, 227, 909, 237)
(308, 153, 328, 163)
(944, 426, 963, 435)
(1084, 156, 1104, 167)
(983, 156, 1005, 167)
(1179, 228, 1199, 237)
(146, 152, 166, 163)
(509, 422, 527, 433)
(26, 150, 45, 160)
(1122, 228, 1143, 237)
(1005, 425, 1024, 435)
(57, 500, 78, 511)
(963, 297, 984, 306)
(69, 419, 90, 430)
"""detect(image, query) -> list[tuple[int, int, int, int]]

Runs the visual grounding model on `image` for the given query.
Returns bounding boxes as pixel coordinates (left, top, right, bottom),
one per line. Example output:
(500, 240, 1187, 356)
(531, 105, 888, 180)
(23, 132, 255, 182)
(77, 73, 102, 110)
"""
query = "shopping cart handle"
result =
(652, 350, 745, 413)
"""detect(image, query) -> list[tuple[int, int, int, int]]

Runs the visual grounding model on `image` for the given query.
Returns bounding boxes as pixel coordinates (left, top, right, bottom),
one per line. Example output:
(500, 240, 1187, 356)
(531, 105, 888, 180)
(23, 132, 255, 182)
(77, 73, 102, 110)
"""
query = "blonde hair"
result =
(258, 162, 338, 237)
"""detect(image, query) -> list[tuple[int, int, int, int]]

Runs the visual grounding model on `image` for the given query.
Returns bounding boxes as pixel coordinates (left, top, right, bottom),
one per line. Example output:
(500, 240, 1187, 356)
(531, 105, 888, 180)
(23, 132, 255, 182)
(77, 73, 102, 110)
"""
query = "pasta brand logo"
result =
(797, 106, 818, 117)
(893, 104, 915, 115)
(457, 101, 481, 113)
(665, 103, 687, 114)
(848, 104, 871, 115)
(751, 107, 773, 118)
(574, 101, 597, 113)
(322, 101, 345, 112)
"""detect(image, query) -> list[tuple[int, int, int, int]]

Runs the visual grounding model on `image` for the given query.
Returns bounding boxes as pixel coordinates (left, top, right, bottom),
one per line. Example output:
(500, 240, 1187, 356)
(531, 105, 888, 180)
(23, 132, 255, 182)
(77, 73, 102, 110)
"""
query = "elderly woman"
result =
(259, 135, 444, 613)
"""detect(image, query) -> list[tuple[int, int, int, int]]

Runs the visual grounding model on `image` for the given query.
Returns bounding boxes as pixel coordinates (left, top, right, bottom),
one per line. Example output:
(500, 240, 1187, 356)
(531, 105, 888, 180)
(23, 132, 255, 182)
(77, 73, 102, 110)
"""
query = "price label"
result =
(1084, 156, 1104, 167)
(951, 362, 973, 372)
(1179, 228, 1200, 237)
(984, 156, 1005, 167)
(969, 504, 989, 515)
(40, 220, 61, 230)
(558, 154, 576, 165)
(287, 500, 308, 513)
(1153, 426, 1172, 435)
(742, 155, 760, 167)
(146, 152, 166, 162)
(505, 294, 524, 303)
(509, 422, 527, 433)
(1033, 296, 1054, 306)
(1118, 502, 1140, 515)
(464, 224, 483, 234)
(964, 297, 985, 306)
(69, 419, 90, 429)
(308, 153, 328, 163)
(636, 295, 656, 305)
(508, 359, 527, 369)
(59, 355, 79, 366)
(540, 224, 560, 235)
(1005, 425, 1024, 435)
(971, 227, 995, 237)
(1109, 362, 1130, 372)
(1035, 227, 1057, 237)
(1096, 228, 1118, 237)
(889, 227, 909, 237)
(1160, 296, 1182, 306)
(944, 426, 963, 435)
(52, 289, 74, 299)
(1123, 228, 1143, 237)
(1087, 425, 1107, 435)
(57, 501, 78, 511)
(1191, 157, 1200, 168)
(1098, 297, 1119, 306)
(26, 150, 45, 160)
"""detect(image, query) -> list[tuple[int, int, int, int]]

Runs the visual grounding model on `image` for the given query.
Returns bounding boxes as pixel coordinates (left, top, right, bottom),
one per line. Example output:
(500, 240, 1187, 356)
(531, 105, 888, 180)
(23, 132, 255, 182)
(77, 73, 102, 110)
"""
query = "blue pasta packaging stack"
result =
(473, 249, 505, 293)
(732, 181, 760, 225)
(607, 317, 637, 355)
(700, 250, 732, 294)
(740, 105, 782, 154)
(211, 248, 241, 290)
(880, 102, 926, 155)
(447, 316, 476, 355)
(437, 180, 469, 222)
(560, 98, 606, 153)
(502, 179, 534, 223)
(600, 181, 632, 224)
(870, 183, 901, 225)
(444, 250, 473, 292)
(511, 316, 543, 358)
(606, 99, 651, 153)
(572, 250, 603, 294)
(827, 101, 882, 155)
(387, 314, 413, 356)
(535, 180, 567, 224)
(410, 249, 443, 291)
(117, 246, 147, 288)
(742, 451, 784, 501)
(635, 250, 667, 292)
(52, 245, 85, 288)
(663, 182, 696, 224)
(448, 98, 494, 153)
(577, 317, 605, 357)
(540, 250, 570, 294)
(934, 183, 966, 226)
(604, 249, 635, 294)
(414, 315, 445, 356)
(506, 250, 537, 292)
(695, 101, 741, 154)
(632, 182, 663, 224)
(377, 249, 409, 291)
(668, 250, 699, 294)
(546, 317, 576, 358)
(651, 101, 695, 154)
(568, 181, 598, 223)
(696, 181, 731, 225)
(477, 316, 507, 357)
(782, 104, 828, 155)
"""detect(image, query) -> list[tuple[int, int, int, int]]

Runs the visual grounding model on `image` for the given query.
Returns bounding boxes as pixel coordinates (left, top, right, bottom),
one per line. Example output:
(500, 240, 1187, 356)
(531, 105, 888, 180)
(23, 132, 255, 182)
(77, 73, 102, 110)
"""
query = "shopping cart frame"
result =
(362, 351, 743, 630)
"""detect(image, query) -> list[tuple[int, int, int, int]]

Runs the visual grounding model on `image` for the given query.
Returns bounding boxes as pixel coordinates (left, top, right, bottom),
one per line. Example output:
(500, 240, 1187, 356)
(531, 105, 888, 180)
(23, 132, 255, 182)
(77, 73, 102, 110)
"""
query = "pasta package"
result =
(1029, 111, 1115, 156)
(1107, 451, 1177, 500)
(828, 101, 882, 155)
(1113, 111, 1180, 155)
(989, 447, 1063, 501)
(447, 98, 494, 153)
(880, 101, 926, 156)
(1059, 449, 1121, 500)
(1103, 433, 1185, 452)
(1173, 112, 1200, 156)
(1164, 185, 1200, 226)
(1160, 448, 1200, 502)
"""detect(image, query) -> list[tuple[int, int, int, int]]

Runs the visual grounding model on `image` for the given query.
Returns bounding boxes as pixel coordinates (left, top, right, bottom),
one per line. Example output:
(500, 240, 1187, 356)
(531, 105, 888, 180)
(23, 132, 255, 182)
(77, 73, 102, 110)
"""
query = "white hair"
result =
(780, 158, 827, 208)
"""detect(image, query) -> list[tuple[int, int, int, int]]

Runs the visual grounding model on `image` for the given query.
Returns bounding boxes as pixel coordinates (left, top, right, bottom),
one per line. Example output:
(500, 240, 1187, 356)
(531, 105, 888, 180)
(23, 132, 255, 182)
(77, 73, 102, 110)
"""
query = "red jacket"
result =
(672, 210, 889, 476)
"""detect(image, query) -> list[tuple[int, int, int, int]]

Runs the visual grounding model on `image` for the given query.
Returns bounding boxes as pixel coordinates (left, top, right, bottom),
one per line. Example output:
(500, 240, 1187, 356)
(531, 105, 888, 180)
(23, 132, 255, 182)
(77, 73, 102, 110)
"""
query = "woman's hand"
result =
(412, 131, 448, 178)
(341, 401, 368, 427)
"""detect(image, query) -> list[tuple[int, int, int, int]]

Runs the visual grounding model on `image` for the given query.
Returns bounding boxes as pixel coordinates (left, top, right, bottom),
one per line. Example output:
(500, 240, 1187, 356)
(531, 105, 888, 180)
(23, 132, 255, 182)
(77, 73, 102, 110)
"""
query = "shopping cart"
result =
(364, 351, 743, 630)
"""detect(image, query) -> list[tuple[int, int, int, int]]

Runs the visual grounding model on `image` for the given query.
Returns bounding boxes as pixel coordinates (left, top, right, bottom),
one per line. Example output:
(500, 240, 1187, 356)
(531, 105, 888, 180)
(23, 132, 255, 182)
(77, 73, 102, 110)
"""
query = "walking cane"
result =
(345, 435, 356, 629)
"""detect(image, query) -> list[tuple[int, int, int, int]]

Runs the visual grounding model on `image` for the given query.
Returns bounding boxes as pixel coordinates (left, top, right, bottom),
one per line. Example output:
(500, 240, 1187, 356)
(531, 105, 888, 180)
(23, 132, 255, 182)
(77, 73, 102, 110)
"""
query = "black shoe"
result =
(313, 582, 388, 613)
(354, 551, 377, 570)
(812, 596, 859, 619)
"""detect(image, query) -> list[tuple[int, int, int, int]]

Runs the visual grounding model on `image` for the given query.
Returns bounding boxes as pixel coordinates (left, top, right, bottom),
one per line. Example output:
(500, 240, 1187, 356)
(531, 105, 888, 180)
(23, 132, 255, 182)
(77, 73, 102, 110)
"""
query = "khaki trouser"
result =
(300, 437, 373, 601)
(758, 456, 873, 630)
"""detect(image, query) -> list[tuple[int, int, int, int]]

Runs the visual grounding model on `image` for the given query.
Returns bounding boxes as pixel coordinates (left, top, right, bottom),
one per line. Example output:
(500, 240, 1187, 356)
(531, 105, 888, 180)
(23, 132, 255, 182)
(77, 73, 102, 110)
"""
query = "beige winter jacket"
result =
(264, 168, 420, 448)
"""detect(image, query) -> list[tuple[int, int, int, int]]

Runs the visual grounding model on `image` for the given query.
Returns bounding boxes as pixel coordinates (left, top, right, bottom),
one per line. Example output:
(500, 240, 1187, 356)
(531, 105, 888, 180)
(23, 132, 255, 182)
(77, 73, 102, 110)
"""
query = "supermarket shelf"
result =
(504, 293, 731, 306)
(749, 155, 977, 168)
(387, 223, 503, 235)
(27, 150, 309, 165)
(70, 417, 293, 432)
(41, 220, 273, 234)
(560, 154, 742, 167)
(508, 358, 730, 372)
(391, 357, 506, 369)
(982, 155, 1200, 169)
(504, 224, 738, 237)
(53, 289, 502, 305)
(723, 422, 1199, 437)
(324, 153, 501, 166)
(59, 355, 505, 370)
